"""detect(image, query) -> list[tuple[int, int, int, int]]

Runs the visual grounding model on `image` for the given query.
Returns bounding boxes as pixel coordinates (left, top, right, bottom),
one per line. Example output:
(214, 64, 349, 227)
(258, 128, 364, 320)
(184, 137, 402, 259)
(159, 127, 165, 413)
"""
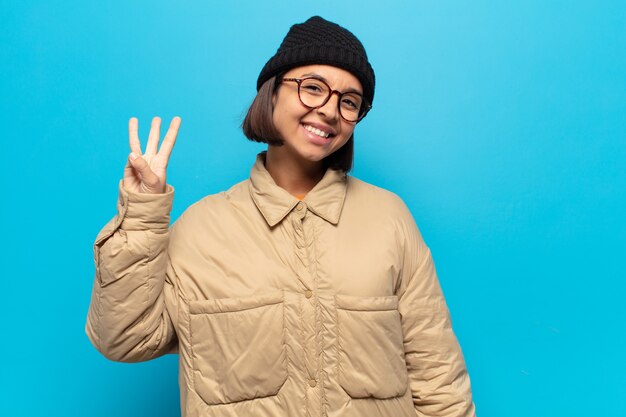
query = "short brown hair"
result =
(242, 75, 354, 173)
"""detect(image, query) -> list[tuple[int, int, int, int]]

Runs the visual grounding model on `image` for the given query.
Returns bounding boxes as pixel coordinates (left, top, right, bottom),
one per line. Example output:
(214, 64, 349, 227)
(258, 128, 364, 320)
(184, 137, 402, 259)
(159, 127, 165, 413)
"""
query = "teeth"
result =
(304, 124, 330, 138)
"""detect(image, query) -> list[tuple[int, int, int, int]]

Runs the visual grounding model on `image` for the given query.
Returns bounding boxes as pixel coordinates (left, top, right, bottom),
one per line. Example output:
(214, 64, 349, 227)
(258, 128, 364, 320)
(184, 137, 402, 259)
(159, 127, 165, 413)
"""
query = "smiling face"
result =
(270, 65, 362, 167)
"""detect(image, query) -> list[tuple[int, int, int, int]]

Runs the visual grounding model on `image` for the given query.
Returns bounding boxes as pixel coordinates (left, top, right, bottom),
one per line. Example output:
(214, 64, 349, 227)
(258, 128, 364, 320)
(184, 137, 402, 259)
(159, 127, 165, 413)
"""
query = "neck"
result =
(265, 147, 325, 197)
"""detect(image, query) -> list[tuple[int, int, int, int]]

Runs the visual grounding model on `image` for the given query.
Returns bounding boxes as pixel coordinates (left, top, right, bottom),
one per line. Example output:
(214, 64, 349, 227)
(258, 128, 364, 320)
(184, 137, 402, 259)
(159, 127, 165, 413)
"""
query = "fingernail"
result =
(130, 153, 137, 161)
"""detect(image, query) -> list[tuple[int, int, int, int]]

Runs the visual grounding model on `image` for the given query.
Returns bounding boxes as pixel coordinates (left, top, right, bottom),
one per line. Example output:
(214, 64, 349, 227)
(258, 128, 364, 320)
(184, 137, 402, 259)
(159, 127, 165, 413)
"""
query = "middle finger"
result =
(145, 116, 162, 156)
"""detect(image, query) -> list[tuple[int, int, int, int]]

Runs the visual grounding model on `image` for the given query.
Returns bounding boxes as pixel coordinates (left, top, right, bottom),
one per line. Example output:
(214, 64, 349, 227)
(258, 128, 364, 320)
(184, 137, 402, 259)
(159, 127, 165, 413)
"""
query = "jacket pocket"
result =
(335, 294, 408, 399)
(189, 291, 287, 405)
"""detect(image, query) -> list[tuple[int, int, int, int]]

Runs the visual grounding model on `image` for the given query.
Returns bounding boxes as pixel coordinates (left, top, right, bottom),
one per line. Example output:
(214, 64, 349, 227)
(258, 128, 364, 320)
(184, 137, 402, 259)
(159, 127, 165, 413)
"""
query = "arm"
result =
(396, 210, 476, 417)
(85, 181, 178, 362)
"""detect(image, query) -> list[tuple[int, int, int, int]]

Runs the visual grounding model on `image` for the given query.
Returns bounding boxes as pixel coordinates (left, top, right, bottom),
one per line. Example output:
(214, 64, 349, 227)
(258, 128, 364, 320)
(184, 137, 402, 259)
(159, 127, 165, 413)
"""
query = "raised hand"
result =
(123, 116, 181, 194)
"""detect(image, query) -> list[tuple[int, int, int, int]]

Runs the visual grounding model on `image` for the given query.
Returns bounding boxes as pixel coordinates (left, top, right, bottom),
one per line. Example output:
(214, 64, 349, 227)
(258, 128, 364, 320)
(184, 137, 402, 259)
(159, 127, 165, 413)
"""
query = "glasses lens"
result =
(339, 93, 364, 122)
(298, 78, 330, 108)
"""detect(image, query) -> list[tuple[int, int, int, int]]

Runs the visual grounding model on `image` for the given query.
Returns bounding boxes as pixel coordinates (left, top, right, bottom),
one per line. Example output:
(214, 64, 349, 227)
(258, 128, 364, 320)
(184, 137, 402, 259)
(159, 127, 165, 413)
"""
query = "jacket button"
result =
(308, 379, 317, 388)
(296, 202, 304, 211)
(304, 290, 313, 299)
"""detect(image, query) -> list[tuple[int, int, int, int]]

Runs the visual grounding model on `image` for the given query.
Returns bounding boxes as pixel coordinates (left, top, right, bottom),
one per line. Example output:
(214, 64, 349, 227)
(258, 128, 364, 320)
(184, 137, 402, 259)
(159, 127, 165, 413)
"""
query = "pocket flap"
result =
(335, 294, 398, 311)
(190, 290, 284, 315)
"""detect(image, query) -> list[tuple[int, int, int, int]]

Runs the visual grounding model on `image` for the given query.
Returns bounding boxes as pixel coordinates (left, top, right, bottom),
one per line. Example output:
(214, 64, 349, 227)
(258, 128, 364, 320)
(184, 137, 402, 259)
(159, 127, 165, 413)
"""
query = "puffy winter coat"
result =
(86, 152, 475, 417)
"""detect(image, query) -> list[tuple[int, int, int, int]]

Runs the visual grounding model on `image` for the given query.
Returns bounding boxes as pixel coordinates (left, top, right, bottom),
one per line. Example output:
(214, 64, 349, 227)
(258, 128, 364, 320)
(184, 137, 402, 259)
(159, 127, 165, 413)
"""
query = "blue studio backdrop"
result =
(1, 1, 625, 416)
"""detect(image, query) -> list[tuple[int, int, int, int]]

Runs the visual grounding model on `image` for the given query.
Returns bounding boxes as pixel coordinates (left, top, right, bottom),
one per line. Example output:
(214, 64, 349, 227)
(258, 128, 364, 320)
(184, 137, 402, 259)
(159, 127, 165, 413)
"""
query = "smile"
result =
(302, 123, 332, 139)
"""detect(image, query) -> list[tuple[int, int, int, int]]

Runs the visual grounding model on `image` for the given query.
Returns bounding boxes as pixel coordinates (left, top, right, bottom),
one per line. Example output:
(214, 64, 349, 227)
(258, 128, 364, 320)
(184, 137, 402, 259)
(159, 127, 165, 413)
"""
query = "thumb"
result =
(128, 153, 160, 185)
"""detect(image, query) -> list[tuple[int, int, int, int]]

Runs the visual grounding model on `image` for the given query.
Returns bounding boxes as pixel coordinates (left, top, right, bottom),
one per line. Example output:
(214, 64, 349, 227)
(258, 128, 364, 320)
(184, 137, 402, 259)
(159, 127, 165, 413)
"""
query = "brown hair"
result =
(242, 75, 354, 173)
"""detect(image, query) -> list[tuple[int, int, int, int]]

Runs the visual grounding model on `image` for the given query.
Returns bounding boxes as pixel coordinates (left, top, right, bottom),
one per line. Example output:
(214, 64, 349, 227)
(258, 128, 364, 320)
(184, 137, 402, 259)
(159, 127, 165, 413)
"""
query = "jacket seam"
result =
(299, 288, 308, 415)
(281, 289, 291, 404)
(334, 296, 341, 395)
(312, 220, 329, 417)
(188, 304, 197, 393)
(140, 230, 152, 352)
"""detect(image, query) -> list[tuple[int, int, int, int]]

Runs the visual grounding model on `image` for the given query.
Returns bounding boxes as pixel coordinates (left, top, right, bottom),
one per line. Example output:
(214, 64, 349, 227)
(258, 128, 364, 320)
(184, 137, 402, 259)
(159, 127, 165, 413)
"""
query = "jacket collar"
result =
(249, 152, 347, 227)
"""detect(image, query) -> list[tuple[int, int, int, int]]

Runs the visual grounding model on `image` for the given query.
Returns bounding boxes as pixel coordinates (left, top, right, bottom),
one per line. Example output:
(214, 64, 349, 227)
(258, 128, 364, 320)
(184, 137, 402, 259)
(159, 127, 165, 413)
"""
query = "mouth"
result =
(301, 123, 336, 139)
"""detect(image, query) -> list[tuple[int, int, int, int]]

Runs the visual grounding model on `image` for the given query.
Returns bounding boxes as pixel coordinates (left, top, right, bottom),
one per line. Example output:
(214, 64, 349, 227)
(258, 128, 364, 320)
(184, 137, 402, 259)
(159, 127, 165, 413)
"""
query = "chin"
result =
(296, 148, 330, 163)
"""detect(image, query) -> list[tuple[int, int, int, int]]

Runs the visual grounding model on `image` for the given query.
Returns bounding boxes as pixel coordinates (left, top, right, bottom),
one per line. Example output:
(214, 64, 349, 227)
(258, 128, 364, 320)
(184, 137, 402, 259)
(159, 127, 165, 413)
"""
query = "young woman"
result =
(86, 16, 475, 417)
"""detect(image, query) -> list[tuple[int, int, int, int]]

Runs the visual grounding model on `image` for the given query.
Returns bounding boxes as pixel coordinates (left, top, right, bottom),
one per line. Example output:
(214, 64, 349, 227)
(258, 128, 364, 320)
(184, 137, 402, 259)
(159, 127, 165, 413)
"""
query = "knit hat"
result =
(257, 16, 375, 105)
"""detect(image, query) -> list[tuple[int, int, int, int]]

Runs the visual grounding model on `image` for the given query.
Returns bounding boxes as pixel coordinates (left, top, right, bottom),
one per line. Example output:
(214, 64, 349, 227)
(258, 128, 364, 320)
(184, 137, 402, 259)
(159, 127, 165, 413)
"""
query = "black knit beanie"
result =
(257, 16, 375, 105)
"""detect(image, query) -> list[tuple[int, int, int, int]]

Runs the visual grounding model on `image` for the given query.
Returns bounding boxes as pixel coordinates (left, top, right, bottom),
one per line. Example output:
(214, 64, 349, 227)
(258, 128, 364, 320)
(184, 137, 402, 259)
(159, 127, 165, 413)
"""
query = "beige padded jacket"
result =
(86, 153, 475, 417)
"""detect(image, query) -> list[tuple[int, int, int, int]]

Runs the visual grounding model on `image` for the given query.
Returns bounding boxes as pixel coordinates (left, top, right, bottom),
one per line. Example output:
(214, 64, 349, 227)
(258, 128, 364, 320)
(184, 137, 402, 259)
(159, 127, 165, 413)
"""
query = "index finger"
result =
(128, 117, 142, 155)
(157, 116, 181, 161)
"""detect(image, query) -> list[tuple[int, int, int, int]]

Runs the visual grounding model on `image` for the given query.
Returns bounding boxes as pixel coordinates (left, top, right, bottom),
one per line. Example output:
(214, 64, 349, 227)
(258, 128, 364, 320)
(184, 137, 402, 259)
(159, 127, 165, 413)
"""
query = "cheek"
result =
(339, 125, 355, 143)
(273, 97, 301, 126)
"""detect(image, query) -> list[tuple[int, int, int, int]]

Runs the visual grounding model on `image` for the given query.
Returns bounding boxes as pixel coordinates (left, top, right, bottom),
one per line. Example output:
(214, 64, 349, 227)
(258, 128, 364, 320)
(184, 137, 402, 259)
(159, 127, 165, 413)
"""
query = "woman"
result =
(86, 16, 475, 417)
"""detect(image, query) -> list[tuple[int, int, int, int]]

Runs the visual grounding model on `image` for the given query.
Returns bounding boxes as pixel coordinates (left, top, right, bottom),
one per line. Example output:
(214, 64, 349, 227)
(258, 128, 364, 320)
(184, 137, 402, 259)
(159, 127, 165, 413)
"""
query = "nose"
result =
(316, 91, 341, 121)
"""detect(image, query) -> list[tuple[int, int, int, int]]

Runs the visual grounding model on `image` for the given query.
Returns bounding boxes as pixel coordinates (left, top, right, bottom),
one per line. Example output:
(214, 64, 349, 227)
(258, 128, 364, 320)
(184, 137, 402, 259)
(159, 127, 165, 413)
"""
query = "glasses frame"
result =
(281, 77, 372, 123)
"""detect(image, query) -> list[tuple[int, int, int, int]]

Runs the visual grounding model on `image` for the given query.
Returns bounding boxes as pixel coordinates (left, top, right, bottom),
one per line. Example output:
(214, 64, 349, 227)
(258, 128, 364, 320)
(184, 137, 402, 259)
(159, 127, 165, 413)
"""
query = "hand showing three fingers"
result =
(123, 116, 181, 194)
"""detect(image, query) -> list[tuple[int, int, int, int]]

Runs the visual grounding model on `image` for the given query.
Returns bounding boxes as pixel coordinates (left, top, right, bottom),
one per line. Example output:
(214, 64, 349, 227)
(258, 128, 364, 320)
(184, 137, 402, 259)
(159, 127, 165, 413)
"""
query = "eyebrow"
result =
(300, 72, 363, 95)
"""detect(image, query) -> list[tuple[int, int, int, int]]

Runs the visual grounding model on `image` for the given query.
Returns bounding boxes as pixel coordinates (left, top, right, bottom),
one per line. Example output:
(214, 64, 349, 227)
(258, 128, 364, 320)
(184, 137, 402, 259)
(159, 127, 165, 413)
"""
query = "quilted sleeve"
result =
(85, 180, 179, 362)
(395, 204, 476, 417)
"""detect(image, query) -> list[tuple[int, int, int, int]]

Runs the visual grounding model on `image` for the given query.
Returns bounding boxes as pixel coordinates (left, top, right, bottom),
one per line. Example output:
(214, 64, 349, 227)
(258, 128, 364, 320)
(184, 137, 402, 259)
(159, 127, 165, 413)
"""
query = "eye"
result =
(300, 79, 326, 95)
(341, 94, 362, 110)
(341, 98, 358, 110)
(303, 85, 322, 92)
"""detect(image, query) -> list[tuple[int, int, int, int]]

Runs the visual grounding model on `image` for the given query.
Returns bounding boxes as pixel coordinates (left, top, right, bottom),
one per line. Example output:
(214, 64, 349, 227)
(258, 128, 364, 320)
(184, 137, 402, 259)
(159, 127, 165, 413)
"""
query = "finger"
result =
(123, 156, 137, 177)
(128, 117, 142, 155)
(145, 116, 161, 156)
(158, 116, 181, 161)
(128, 153, 160, 186)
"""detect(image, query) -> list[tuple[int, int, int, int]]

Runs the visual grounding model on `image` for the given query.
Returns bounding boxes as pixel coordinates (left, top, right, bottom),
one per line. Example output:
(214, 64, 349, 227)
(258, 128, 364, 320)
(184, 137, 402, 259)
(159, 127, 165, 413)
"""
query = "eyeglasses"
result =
(281, 77, 372, 123)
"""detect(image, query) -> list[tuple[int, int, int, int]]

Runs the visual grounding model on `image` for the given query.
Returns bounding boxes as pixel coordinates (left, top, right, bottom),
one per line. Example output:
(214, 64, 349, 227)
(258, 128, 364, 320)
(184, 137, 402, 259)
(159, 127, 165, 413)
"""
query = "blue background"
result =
(1, 1, 625, 416)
